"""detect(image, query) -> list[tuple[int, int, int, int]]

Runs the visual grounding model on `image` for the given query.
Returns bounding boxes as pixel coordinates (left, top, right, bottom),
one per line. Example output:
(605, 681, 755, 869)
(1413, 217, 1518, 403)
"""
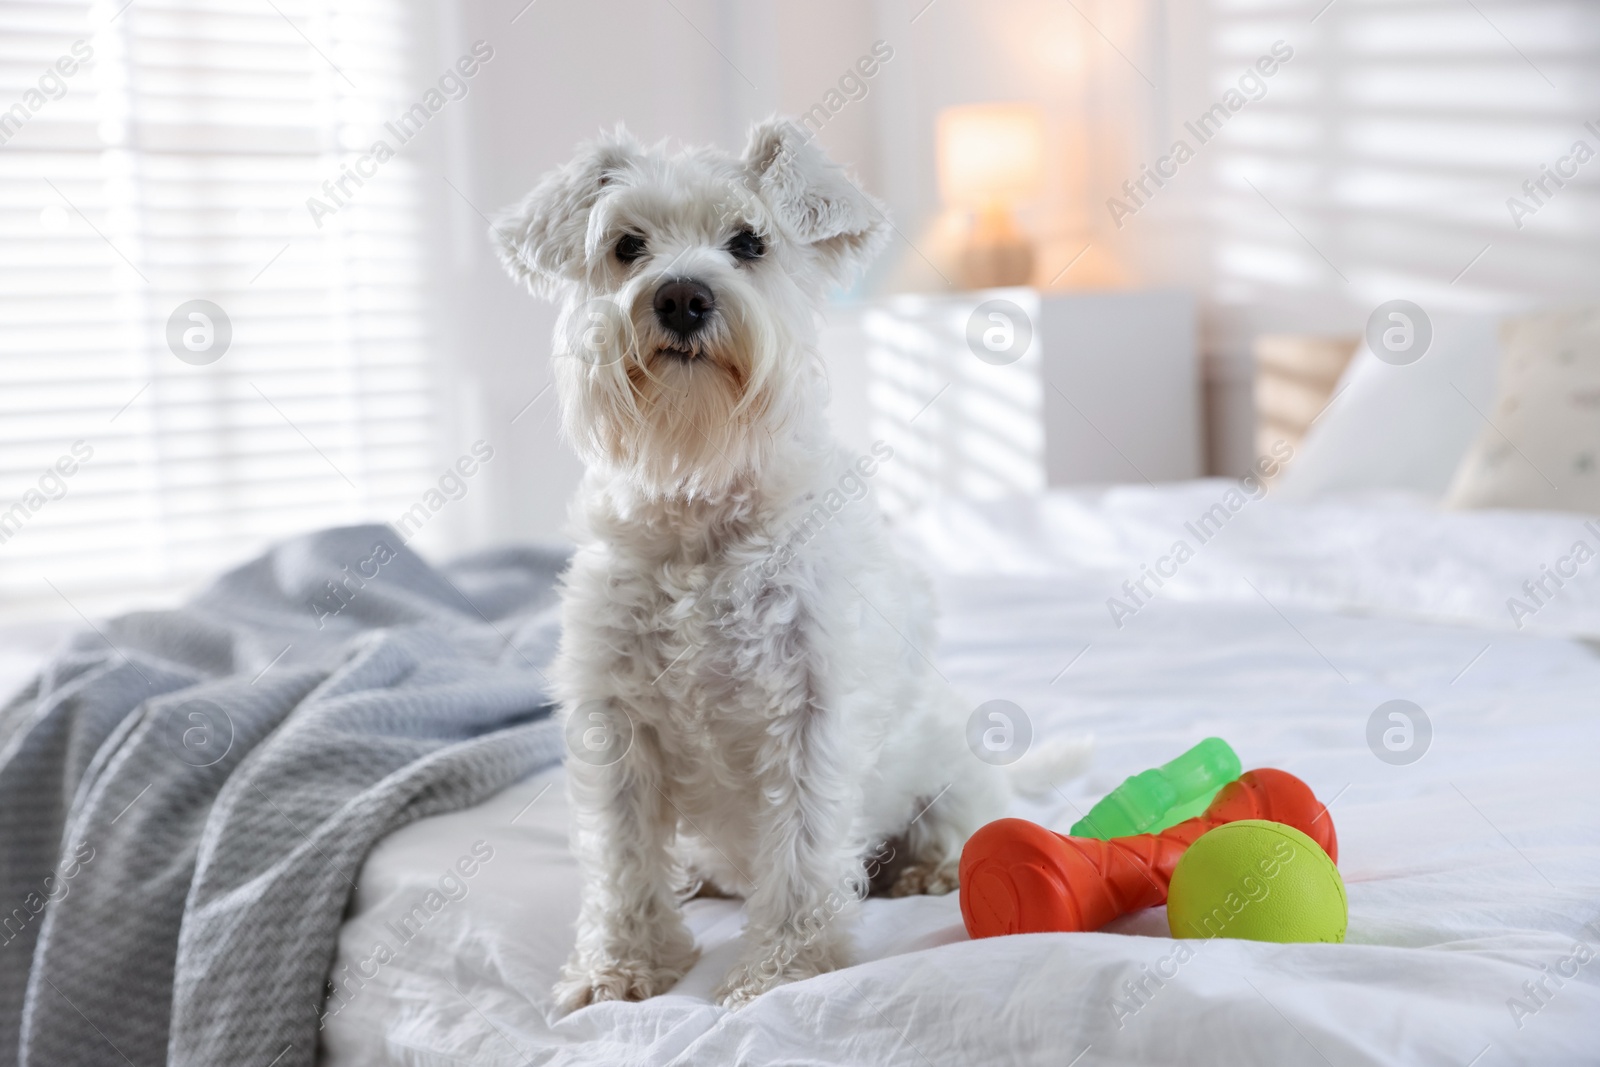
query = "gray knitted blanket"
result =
(0, 525, 568, 1067)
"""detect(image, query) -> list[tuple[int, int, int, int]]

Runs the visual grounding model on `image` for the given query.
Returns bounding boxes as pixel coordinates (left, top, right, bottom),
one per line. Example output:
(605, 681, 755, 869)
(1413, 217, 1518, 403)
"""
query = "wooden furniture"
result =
(1252, 334, 1359, 475)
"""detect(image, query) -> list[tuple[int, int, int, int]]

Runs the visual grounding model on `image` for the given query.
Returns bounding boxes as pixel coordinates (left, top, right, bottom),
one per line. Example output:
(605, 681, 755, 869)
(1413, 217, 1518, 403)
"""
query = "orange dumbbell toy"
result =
(959, 768, 1336, 940)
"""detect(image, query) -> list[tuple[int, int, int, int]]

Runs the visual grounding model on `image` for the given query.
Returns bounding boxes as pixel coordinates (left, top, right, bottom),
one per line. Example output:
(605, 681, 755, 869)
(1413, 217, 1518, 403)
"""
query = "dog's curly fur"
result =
(494, 117, 1008, 1010)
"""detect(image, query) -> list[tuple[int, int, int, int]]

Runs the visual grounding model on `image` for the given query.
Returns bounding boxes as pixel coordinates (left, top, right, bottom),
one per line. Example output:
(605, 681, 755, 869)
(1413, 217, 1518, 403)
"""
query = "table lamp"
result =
(937, 103, 1044, 289)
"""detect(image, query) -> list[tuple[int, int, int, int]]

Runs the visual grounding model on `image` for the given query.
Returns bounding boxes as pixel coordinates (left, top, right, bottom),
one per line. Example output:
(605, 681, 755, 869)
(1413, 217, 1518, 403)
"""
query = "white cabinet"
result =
(817, 287, 1199, 516)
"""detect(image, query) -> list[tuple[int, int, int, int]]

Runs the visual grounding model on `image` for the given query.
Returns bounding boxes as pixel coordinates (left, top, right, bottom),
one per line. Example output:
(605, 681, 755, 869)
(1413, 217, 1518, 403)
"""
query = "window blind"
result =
(0, 0, 438, 622)
(1174, 0, 1600, 320)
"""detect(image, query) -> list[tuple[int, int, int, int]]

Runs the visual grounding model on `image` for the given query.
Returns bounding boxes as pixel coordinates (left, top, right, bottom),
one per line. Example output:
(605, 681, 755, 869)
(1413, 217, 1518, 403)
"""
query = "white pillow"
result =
(1273, 312, 1501, 500)
(1445, 305, 1600, 514)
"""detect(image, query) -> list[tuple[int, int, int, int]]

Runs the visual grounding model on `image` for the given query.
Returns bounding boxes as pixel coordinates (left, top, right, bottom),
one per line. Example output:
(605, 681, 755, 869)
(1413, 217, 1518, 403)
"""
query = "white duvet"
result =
(320, 484, 1600, 1066)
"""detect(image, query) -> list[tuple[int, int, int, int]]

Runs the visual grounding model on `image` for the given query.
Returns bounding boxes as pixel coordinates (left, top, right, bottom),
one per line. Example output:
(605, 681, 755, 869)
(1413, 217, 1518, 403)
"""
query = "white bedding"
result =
(319, 484, 1600, 1066)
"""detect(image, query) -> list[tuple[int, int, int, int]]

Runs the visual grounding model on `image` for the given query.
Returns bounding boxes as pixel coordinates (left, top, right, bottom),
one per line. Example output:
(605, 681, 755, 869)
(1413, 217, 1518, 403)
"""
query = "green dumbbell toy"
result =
(1070, 737, 1242, 839)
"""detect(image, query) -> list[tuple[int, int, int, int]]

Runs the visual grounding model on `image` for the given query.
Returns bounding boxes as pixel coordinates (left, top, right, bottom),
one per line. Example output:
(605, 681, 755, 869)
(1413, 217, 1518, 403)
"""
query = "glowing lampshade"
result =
(937, 103, 1045, 210)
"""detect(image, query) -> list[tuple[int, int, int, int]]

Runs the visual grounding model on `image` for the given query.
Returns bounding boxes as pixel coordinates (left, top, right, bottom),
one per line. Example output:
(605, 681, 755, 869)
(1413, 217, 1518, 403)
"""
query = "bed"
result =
(6, 308, 1595, 1065)
(314, 482, 1600, 1066)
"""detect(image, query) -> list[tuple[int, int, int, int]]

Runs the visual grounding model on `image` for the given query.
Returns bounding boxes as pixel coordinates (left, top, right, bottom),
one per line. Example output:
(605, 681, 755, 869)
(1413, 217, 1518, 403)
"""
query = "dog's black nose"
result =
(652, 278, 714, 337)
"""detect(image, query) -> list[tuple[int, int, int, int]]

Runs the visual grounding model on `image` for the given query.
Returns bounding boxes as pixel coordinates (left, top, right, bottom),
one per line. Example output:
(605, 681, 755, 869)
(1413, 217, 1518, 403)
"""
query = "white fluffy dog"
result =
(495, 117, 1009, 1010)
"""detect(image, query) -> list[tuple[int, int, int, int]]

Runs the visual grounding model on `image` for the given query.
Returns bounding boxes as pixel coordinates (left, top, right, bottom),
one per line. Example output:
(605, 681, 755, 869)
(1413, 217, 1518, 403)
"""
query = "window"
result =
(0, 0, 437, 621)
(1154, 0, 1600, 317)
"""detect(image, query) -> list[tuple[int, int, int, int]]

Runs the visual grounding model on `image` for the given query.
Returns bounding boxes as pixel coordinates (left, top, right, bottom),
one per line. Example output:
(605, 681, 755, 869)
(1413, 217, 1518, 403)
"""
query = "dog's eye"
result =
(615, 233, 647, 264)
(727, 228, 765, 262)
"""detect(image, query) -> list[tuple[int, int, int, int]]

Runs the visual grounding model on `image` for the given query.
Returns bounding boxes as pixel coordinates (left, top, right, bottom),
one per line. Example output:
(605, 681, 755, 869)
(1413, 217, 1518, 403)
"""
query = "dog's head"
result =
(494, 118, 887, 499)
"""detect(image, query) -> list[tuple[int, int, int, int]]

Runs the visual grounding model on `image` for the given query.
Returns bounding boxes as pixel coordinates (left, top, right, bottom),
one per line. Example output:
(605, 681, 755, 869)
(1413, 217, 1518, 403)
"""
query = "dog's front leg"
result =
(713, 708, 864, 1008)
(555, 722, 698, 1012)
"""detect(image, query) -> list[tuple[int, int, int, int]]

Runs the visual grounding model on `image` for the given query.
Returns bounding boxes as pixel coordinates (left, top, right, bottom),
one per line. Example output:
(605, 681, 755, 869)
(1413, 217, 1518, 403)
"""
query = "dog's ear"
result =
(742, 117, 888, 285)
(494, 127, 640, 299)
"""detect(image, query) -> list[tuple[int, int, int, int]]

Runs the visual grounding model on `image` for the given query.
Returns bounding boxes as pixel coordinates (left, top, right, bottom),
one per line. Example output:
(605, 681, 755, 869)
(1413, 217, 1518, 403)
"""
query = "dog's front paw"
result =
(712, 960, 792, 1009)
(713, 936, 848, 1008)
(712, 969, 770, 1010)
(888, 860, 958, 898)
(554, 951, 699, 1014)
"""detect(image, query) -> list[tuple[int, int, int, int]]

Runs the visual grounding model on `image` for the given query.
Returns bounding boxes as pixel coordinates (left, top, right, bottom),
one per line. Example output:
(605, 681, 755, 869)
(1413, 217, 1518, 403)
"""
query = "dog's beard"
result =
(555, 280, 787, 499)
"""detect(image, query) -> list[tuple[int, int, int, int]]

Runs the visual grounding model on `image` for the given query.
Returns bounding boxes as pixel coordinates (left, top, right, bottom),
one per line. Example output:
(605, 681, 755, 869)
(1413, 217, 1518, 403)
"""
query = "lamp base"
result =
(956, 206, 1035, 289)
(958, 237, 1035, 289)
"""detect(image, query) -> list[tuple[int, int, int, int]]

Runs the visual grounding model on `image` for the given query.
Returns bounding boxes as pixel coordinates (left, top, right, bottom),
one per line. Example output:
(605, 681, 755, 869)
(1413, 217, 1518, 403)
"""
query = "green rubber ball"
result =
(1167, 820, 1347, 944)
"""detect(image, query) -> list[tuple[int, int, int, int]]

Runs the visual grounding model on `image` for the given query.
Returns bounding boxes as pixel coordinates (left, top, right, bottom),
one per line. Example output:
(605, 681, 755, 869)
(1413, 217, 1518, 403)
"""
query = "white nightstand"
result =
(818, 287, 1199, 516)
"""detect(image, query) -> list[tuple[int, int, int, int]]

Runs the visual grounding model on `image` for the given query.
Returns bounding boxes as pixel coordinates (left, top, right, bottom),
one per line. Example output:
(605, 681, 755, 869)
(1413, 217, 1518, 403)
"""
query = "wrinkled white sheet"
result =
(903, 483, 1600, 639)
(321, 486, 1600, 1066)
